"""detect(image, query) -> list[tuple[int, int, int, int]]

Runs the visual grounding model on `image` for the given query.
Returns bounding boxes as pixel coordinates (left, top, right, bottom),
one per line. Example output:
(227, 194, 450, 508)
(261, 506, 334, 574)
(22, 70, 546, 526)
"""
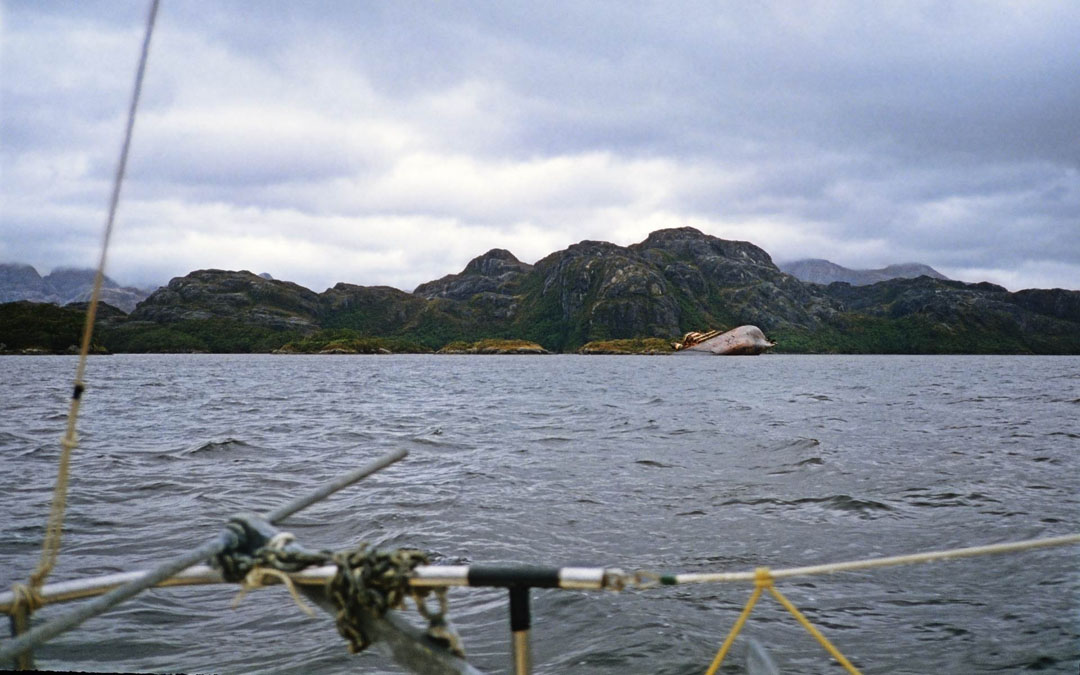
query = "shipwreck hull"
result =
(677, 325, 775, 355)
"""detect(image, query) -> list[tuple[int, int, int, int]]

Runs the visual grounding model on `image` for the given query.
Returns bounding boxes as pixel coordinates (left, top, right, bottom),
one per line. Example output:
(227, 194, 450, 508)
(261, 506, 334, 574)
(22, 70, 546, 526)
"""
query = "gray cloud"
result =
(2, 1, 1078, 292)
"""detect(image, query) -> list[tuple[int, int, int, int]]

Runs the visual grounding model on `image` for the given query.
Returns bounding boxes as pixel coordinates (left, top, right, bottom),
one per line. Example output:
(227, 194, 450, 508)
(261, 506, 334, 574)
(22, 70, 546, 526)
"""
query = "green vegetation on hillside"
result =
(0, 302, 98, 352)
(770, 314, 1080, 354)
(279, 329, 429, 354)
(103, 319, 299, 353)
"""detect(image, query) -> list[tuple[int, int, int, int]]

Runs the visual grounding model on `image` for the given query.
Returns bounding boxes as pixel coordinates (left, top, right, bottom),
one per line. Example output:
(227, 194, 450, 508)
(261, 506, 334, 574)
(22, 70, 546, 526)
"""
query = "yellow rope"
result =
(702, 575, 764, 675)
(231, 567, 317, 617)
(28, 423, 84, 590)
(766, 583, 860, 674)
(17, 0, 158, 607)
(8, 584, 42, 670)
(704, 567, 862, 675)
(7, 10, 158, 666)
(26, 270, 108, 591)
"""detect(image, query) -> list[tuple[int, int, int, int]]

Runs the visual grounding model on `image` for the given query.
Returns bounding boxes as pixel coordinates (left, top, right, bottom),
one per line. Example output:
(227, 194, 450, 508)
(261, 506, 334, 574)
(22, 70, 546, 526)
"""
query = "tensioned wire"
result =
(7, 5, 161, 666)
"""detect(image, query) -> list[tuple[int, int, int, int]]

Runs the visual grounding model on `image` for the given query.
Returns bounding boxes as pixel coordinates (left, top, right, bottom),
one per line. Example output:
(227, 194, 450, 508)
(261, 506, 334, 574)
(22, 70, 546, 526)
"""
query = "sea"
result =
(1, 354, 1077, 674)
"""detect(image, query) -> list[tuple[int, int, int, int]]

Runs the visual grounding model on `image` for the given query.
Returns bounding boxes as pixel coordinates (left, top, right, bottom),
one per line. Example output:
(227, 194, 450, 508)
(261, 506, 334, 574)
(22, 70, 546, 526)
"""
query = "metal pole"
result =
(508, 587, 531, 675)
(0, 567, 226, 612)
(263, 447, 407, 523)
(1, 563, 627, 614)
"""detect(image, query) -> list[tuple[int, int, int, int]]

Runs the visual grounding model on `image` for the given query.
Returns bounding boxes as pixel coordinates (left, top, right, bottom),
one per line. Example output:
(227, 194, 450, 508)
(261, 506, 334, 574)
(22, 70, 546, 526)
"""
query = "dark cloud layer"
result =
(2, 1, 1078, 291)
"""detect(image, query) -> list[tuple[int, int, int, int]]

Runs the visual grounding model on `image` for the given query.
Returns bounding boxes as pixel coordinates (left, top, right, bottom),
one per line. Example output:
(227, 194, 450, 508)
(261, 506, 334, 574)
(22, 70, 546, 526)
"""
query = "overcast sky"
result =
(2, 1, 1078, 292)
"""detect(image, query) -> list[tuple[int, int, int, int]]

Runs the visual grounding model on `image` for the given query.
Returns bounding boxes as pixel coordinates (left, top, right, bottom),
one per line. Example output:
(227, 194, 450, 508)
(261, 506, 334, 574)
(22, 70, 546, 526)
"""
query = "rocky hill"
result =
(414, 248, 532, 302)
(780, 258, 950, 286)
(0, 263, 152, 312)
(4, 228, 1079, 354)
(129, 269, 321, 331)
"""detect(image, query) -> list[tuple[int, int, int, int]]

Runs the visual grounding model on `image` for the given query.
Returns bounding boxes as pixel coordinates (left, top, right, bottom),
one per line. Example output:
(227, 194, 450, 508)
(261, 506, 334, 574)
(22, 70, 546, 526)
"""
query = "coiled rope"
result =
(7, 2, 159, 670)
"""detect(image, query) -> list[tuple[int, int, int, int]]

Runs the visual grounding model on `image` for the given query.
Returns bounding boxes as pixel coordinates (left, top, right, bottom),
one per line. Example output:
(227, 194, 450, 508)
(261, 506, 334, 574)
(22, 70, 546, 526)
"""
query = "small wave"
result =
(18, 444, 57, 458)
(767, 456, 824, 475)
(904, 492, 1001, 507)
(719, 494, 894, 517)
(536, 436, 573, 444)
(181, 438, 253, 456)
(634, 459, 674, 468)
(815, 495, 893, 514)
(134, 480, 183, 492)
(883, 597, 985, 608)
(771, 438, 821, 451)
(912, 621, 971, 639)
(410, 436, 448, 447)
(0, 431, 29, 447)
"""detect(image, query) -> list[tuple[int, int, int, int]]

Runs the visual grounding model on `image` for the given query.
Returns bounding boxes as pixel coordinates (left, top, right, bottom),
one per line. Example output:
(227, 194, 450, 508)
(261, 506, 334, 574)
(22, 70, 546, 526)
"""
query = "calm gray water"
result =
(1, 354, 1077, 674)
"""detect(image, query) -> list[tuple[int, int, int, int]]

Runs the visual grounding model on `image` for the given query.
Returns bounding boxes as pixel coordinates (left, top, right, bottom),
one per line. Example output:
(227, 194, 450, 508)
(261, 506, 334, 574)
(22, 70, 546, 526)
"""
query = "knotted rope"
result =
(328, 544, 463, 657)
(213, 533, 464, 658)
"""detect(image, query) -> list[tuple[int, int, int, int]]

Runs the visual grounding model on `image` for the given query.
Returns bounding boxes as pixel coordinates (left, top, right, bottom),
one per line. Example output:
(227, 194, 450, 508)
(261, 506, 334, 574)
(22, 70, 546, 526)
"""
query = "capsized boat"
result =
(673, 325, 776, 355)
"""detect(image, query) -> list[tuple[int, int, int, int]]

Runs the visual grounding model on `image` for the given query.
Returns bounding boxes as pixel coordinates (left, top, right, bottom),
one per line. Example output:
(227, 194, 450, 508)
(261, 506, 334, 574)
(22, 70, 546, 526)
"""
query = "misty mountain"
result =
(780, 259, 950, 286)
(0, 263, 153, 313)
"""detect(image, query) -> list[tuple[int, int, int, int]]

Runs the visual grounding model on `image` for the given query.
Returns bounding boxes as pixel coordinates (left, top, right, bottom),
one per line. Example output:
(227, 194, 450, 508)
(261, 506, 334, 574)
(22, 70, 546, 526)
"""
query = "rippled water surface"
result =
(2, 354, 1078, 674)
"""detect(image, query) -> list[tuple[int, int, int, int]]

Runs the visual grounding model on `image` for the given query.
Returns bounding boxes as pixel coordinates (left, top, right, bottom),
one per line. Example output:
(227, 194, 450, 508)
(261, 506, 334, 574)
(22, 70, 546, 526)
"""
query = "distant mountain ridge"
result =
(0, 263, 152, 313)
(85, 228, 1080, 353)
(780, 258, 950, 286)
(5, 229, 1080, 354)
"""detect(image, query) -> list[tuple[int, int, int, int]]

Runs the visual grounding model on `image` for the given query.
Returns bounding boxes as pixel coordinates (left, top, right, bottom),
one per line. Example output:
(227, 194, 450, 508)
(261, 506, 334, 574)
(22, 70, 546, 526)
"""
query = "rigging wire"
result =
(8, 2, 160, 670)
(27, 0, 159, 593)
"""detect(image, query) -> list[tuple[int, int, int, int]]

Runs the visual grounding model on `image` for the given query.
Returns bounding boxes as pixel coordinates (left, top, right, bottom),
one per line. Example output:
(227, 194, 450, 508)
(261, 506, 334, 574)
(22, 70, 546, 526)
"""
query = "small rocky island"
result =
(438, 339, 549, 354)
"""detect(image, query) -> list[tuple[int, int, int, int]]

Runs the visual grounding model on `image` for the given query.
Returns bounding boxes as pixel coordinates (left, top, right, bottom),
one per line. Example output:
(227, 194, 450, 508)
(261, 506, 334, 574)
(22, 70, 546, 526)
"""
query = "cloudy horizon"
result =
(3, 1, 1078, 293)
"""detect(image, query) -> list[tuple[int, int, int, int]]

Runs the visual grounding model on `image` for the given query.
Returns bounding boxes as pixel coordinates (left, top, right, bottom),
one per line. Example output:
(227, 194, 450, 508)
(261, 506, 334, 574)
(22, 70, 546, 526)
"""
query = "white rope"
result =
(663, 533, 1080, 585)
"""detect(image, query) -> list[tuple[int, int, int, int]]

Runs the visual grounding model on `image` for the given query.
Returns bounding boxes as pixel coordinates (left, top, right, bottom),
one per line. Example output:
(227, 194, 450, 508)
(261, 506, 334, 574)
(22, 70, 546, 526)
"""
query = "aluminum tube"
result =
(0, 566, 224, 613)
(556, 567, 607, 590)
(410, 565, 471, 587)
(2, 564, 622, 613)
